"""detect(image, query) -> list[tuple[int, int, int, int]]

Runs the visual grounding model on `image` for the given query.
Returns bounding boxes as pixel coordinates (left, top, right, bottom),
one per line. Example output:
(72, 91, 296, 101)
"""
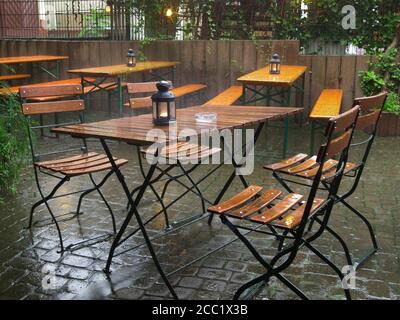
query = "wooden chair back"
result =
(20, 84, 84, 115)
(19, 84, 86, 162)
(126, 81, 173, 109)
(353, 91, 387, 131)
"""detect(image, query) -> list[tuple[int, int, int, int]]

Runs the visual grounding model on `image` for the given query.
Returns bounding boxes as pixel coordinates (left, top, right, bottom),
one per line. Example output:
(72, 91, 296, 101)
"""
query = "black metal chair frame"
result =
(271, 92, 387, 269)
(21, 88, 120, 253)
(212, 106, 360, 300)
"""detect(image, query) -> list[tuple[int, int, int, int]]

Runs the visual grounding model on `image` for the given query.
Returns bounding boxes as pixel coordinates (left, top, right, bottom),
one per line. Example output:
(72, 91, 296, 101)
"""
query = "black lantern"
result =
(152, 81, 176, 125)
(269, 53, 281, 74)
(127, 49, 136, 67)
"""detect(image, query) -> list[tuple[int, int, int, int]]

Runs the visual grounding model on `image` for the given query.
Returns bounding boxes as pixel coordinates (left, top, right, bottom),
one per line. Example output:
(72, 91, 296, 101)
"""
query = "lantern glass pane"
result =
(169, 101, 176, 118)
(159, 102, 168, 118)
(152, 101, 157, 119)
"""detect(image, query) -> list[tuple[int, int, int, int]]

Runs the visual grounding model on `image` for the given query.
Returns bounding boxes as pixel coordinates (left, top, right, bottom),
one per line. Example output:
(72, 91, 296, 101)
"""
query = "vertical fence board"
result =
(271, 40, 285, 63)
(310, 56, 327, 108)
(355, 55, 369, 98)
(205, 41, 218, 100)
(217, 40, 230, 94)
(284, 40, 300, 64)
(191, 40, 206, 85)
(298, 55, 313, 115)
(191, 40, 206, 105)
(242, 40, 257, 75)
(56, 41, 70, 80)
(229, 40, 244, 85)
(340, 56, 356, 109)
(325, 56, 341, 89)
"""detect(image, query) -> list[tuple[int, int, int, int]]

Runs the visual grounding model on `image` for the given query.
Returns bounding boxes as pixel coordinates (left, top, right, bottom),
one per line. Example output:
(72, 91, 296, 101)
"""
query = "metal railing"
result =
(0, 0, 146, 40)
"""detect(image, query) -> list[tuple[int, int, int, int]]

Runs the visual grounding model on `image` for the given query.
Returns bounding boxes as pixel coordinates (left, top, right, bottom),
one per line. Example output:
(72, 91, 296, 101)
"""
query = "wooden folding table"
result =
(68, 61, 180, 116)
(237, 65, 307, 158)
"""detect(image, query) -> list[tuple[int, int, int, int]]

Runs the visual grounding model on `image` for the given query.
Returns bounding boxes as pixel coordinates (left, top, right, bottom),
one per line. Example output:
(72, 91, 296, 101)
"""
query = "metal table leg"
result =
(100, 139, 178, 299)
(117, 76, 123, 116)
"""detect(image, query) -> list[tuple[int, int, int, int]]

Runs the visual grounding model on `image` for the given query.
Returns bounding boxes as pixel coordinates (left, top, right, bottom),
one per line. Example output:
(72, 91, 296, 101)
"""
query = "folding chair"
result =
(127, 141, 221, 230)
(124, 81, 219, 230)
(265, 92, 387, 268)
(208, 106, 360, 300)
(20, 84, 128, 253)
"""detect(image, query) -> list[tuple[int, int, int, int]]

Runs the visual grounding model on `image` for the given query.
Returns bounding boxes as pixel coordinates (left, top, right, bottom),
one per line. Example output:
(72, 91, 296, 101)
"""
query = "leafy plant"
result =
(79, 9, 111, 38)
(0, 83, 31, 201)
(359, 48, 400, 115)
(383, 92, 400, 115)
(359, 71, 385, 96)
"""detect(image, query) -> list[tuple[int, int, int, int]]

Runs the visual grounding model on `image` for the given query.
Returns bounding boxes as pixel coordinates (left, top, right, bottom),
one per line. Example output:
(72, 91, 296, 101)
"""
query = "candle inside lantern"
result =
(159, 102, 168, 117)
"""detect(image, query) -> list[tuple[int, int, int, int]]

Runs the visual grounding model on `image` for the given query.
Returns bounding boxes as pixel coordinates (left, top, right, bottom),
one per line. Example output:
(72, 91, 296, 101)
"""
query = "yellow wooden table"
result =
(68, 61, 180, 115)
(0, 55, 68, 79)
(309, 89, 343, 154)
(237, 65, 307, 157)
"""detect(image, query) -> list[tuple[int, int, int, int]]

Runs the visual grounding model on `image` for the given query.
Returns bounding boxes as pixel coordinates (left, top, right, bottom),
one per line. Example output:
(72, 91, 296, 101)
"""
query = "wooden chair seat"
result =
(142, 142, 221, 161)
(35, 152, 128, 177)
(0, 74, 31, 81)
(309, 89, 343, 120)
(208, 185, 325, 230)
(204, 86, 243, 106)
(264, 153, 358, 181)
(125, 83, 207, 109)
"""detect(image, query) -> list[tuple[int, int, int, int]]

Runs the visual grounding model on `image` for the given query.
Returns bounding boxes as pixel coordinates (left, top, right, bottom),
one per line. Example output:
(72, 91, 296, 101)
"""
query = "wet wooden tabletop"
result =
(68, 61, 180, 78)
(237, 65, 307, 87)
(53, 105, 303, 146)
(0, 55, 68, 64)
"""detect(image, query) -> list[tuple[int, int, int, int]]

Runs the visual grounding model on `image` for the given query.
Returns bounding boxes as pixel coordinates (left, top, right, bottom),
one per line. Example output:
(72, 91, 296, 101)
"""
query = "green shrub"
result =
(359, 70, 385, 96)
(359, 48, 400, 115)
(0, 84, 30, 200)
(384, 92, 400, 115)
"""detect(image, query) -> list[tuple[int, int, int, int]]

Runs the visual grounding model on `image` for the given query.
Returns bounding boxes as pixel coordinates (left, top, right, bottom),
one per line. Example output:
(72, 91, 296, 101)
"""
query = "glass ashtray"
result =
(195, 112, 217, 123)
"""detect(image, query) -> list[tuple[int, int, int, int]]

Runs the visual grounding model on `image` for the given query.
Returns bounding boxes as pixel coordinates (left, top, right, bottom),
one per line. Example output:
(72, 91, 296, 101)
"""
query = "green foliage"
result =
(123, 0, 398, 54)
(359, 71, 385, 96)
(0, 84, 30, 200)
(384, 92, 400, 115)
(79, 9, 111, 38)
(359, 48, 400, 114)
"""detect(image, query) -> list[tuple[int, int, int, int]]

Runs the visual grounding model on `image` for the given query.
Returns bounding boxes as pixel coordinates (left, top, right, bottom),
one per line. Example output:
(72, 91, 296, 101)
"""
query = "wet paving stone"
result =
(0, 111, 399, 300)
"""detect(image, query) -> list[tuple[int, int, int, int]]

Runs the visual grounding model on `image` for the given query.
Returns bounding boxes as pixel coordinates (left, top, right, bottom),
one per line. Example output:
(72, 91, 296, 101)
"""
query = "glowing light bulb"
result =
(166, 8, 173, 17)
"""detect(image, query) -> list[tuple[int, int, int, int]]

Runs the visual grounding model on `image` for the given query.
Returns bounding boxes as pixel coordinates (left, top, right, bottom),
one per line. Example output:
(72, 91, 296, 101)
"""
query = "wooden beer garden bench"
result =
(309, 89, 343, 153)
(203, 86, 243, 105)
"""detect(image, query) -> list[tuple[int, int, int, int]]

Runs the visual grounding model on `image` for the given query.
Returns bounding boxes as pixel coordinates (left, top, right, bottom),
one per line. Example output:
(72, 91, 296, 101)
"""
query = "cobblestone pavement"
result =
(0, 111, 399, 300)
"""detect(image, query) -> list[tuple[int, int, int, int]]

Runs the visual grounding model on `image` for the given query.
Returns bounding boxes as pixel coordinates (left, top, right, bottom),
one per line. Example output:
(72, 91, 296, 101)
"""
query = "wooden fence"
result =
(0, 39, 369, 115)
